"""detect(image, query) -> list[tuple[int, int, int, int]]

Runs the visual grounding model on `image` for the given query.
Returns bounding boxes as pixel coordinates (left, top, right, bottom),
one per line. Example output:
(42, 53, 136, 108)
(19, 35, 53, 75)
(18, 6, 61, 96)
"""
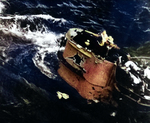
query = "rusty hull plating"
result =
(58, 28, 119, 103)
(57, 28, 150, 111)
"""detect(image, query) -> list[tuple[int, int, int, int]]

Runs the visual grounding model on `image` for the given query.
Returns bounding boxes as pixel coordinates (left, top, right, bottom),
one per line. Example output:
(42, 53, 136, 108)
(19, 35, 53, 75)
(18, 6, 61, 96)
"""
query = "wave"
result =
(144, 28, 150, 32)
(57, 1, 92, 9)
(0, 14, 66, 23)
(0, 13, 65, 80)
(0, 1, 5, 13)
(31, 29, 63, 80)
(142, 6, 150, 12)
(23, 1, 49, 9)
(0, 13, 66, 41)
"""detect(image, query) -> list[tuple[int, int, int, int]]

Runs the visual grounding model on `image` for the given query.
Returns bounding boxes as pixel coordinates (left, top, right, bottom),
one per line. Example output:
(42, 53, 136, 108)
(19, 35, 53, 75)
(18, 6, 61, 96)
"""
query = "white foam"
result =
(24, 25, 63, 79)
(144, 67, 150, 79)
(31, 14, 66, 23)
(0, 16, 14, 19)
(0, 1, 5, 13)
(0, 14, 66, 23)
(129, 72, 141, 84)
(144, 28, 150, 32)
(0, 13, 65, 80)
(142, 6, 150, 12)
(32, 50, 58, 79)
(144, 95, 150, 100)
(0, 14, 64, 49)
(31, 30, 63, 79)
(124, 61, 141, 72)
(0, 14, 65, 43)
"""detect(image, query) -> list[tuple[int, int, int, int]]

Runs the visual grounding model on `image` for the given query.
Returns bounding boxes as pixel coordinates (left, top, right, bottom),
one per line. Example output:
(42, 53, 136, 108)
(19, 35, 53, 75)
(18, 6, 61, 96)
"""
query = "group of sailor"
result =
(118, 57, 150, 97)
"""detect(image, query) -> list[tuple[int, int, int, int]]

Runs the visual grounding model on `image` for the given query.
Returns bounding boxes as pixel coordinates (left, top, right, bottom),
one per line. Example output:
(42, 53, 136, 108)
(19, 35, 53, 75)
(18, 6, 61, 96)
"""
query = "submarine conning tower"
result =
(58, 28, 120, 103)
(65, 28, 120, 58)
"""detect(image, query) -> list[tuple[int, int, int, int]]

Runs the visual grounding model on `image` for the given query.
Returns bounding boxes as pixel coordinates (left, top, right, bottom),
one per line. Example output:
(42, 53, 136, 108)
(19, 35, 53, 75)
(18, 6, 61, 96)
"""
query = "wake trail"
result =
(0, 13, 65, 80)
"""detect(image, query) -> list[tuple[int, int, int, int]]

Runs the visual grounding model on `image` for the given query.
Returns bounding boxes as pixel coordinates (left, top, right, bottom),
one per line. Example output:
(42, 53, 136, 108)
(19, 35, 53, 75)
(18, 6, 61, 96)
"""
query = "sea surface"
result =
(0, 0, 150, 123)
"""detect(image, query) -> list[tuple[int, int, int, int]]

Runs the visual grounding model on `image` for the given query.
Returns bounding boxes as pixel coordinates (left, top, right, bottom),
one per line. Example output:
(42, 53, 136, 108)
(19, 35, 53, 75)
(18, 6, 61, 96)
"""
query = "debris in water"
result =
(57, 91, 69, 99)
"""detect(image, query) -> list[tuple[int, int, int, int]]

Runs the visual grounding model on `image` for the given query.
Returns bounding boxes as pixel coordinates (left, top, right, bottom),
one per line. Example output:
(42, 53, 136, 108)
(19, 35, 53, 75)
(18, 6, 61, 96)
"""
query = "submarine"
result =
(57, 28, 150, 111)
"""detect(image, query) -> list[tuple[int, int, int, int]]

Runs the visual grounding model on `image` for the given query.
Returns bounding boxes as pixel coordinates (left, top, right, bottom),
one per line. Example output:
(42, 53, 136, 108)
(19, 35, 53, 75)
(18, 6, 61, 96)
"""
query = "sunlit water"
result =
(0, 0, 150, 123)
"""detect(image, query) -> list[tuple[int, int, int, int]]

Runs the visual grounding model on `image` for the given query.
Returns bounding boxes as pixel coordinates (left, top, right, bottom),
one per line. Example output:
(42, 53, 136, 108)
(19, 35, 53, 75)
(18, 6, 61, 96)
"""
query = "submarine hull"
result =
(58, 40, 116, 103)
(57, 28, 150, 111)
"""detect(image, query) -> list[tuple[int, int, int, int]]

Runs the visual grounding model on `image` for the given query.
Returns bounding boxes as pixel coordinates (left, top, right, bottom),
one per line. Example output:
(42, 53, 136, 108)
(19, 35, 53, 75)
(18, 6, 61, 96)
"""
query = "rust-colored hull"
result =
(58, 28, 150, 110)
(58, 40, 116, 103)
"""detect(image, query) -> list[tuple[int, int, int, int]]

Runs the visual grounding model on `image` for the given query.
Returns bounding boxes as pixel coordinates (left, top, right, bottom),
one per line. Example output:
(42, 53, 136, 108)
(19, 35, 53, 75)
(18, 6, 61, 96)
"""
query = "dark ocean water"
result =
(0, 0, 150, 123)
